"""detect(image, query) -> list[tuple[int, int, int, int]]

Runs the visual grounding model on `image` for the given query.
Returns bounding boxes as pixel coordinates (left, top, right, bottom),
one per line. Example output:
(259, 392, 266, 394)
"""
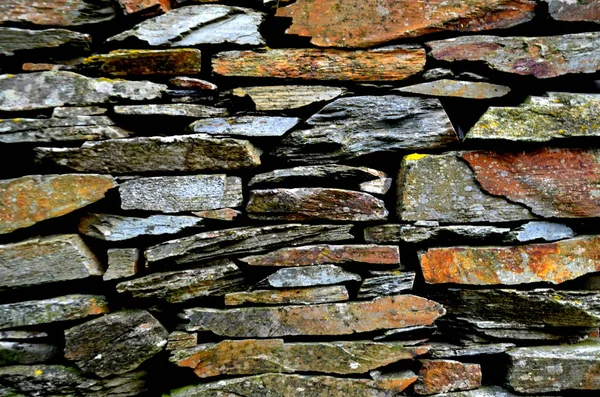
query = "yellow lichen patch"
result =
(405, 153, 429, 161)
(34, 369, 43, 376)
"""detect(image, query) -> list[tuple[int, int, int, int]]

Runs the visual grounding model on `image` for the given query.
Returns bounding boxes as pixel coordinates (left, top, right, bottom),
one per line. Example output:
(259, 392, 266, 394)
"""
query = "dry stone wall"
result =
(0, 0, 600, 396)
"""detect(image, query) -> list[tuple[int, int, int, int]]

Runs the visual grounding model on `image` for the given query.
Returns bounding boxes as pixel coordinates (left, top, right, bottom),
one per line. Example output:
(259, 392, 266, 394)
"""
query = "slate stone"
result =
(423, 68, 455, 81)
(276, 0, 535, 48)
(418, 387, 524, 397)
(109, 5, 265, 46)
(394, 80, 510, 99)
(116, 260, 245, 303)
(358, 272, 416, 299)
(505, 221, 575, 243)
(232, 85, 345, 111)
(373, 325, 437, 341)
(0, 295, 109, 330)
(0, 0, 116, 26)
(119, 175, 242, 212)
(364, 223, 511, 244)
(169, 77, 218, 91)
(0, 71, 166, 112)
(52, 106, 107, 117)
(167, 332, 197, 351)
(171, 339, 429, 377)
(114, 104, 227, 117)
(415, 360, 482, 395)
(118, 0, 171, 15)
(182, 294, 446, 337)
(213, 47, 426, 81)
(35, 134, 261, 173)
(542, 0, 600, 22)
(428, 32, 600, 78)
(188, 116, 300, 137)
(80, 213, 204, 241)
(271, 96, 457, 164)
(146, 224, 353, 266)
(82, 49, 201, 76)
(0, 331, 48, 341)
(428, 342, 516, 359)
(0, 27, 90, 56)
(257, 265, 361, 288)
(247, 188, 388, 221)
(224, 286, 350, 306)
(64, 310, 168, 377)
(191, 208, 240, 221)
(104, 248, 139, 281)
(0, 341, 58, 365)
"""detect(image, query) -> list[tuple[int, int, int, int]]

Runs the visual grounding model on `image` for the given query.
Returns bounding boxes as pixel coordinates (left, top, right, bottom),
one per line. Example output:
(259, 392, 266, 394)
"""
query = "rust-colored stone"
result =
(414, 360, 482, 395)
(276, 0, 535, 48)
(420, 235, 600, 285)
(543, 0, 600, 23)
(82, 49, 200, 76)
(213, 47, 425, 81)
(169, 76, 217, 91)
(462, 148, 600, 218)
(0, 0, 116, 26)
(118, 0, 170, 15)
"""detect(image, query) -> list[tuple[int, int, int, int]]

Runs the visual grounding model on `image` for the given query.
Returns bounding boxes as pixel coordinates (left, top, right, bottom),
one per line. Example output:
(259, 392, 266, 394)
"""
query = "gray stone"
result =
(191, 208, 240, 221)
(0, 0, 116, 26)
(225, 286, 350, 306)
(52, 106, 107, 117)
(0, 342, 58, 365)
(422, 68, 454, 81)
(0, 331, 48, 341)
(119, 175, 242, 213)
(257, 265, 361, 288)
(421, 386, 532, 397)
(394, 80, 510, 99)
(542, 0, 600, 23)
(113, 104, 228, 117)
(104, 249, 139, 281)
(0, 27, 90, 56)
(428, 342, 515, 359)
(364, 223, 511, 244)
(169, 77, 218, 91)
(167, 332, 197, 351)
(358, 272, 415, 299)
(506, 221, 575, 242)
(188, 116, 300, 137)
(232, 85, 346, 111)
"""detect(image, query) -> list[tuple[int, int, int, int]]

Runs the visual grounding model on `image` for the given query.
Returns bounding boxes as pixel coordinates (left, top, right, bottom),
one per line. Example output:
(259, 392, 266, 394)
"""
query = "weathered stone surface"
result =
(428, 32, 600, 79)
(0, 331, 48, 341)
(225, 286, 350, 306)
(65, 310, 167, 377)
(463, 148, 600, 218)
(428, 342, 515, 359)
(415, 360, 482, 395)
(247, 188, 388, 221)
(467, 93, 600, 141)
(82, 49, 200, 76)
(232, 85, 345, 111)
(0, 116, 131, 143)
(398, 153, 535, 223)
(192, 208, 240, 221)
(114, 103, 227, 117)
(0, 234, 103, 290)
(416, 386, 523, 397)
(146, 224, 353, 266)
(258, 265, 361, 288)
(0, 295, 109, 330)
(0, 27, 90, 56)
(506, 221, 575, 243)
(35, 134, 261, 173)
(80, 213, 204, 241)
(272, 96, 456, 164)
(182, 294, 445, 337)
(249, 165, 391, 195)
(120, 175, 242, 212)
(116, 260, 244, 303)
(213, 47, 425, 81)
(109, 5, 265, 46)
(543, 0, 600, 22)
(276, 0, 535, 48)
(0, 341, 58, 365)
(507, 339, 600, 393)
(0, 71, 166, 112)
(167, 332, 197, 351)
(0, 0, 116, 26)
(118, 0, 170, 15)
(373, 325, 436, 341)
(423, 68, 455, 81)
(52, 106, 107, 117)
(172, 339, 429, 377)
(365, 223, 511, 244)
(104, 248, 139, 281)
(358, 272, 415, 299)
(188, 116, 300, 137)
(394, 80, 510, 99)
(169, 76, 217, 91)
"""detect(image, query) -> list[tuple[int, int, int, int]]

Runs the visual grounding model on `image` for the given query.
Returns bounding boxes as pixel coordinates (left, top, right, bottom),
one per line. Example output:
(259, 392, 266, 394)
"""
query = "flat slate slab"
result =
(0, 27, 90, 56)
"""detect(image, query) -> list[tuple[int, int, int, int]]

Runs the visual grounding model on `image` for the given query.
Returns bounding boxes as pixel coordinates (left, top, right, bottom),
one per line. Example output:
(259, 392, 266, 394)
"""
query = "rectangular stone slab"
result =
(256, 264, 361, 288)
(0, 27, 91, 57)
(543, 0, 600, 22)
(82, 49, 201, 76)
(232, 85, 345, 111)
(0, 0, 116, 26)
(224, 286, 350, 306)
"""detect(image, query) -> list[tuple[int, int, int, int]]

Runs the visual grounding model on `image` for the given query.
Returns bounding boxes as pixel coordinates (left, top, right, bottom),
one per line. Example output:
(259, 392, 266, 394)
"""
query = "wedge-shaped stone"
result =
(35, 134, 261, 173)
(415, 360, 481, 395)
(507, 221, 575, 243)
(170, 77, 217, 91)
(420, 235, 600, 285)
(171, 339, 429, 377)
(104, 248, 139, 281)
(506, 339, 600, 393)
(358, 272, 415, 299)
(0, 71, 166, 112)
(398, 153, 535, 223)
(365, 223, 511, 244)
(146, 224, 353, 266)
(188, 116, 300, 137)
(276, 0, 535, 48)
(116, 260, 244, 303)
(0, 0, 116, 26)
(114, 104, 227, 117)
(225, 286, 349, 306)
(394, 80, 510, 99)
(0, 295, 109, 330)
(82, 49, 201, 76)
(272, 96, 456, 164)
(257, 265, 361, 288)
(232, 85, 345, 111)
(0, 341, 58, 365)
(213, 47, 425, 81)
(0, 174, 116, 234)
(428, 32, 600, 79)
(428, 342, 516, 359)
(80, 213, 204, 241)
(109, 5, 265, 46)
(182, 294, 445, 337)
(191, 208, 239, 221)
(467, 93, 600, 141)
(65, 310, 167, 377)
(542, 0, 600, 22)
(0, 27, 90, 56)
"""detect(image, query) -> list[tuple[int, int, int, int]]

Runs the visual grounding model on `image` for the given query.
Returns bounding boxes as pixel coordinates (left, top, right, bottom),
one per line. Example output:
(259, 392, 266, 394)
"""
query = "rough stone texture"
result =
(116, 260, 245, 303)
(0, 116, 131, 143)
(276, 0, 535, 48)
(104, 248, 139, 281)
(257, 265, 361, 288)
(428, 32, 600, 78)
(171, 339, 429, 377)
(0, 71, 166, 112)
(35, 134, 261, 173)
(364, 224, 511, 244)
(506, 339, 600, 393)
(394, 80, 510, 99)
(506, 221, 575, 243)
(118, 0, 170, 15)
(0, 0, 116, 26)
(232, 85, 345, 111)
(420, 386, 537, 396)
(225, 286, 350, 306)
(188, 116, 300, 137)
(271, 96, 457, 164)
(466, 93, 600, 141)
(109, 5, 265, 46)
(169, 77, 217, 91)
(167, 332, 197, 351)
(414, 360, 482, 395)
(247, 188, 388, 221)
(52, 106, 107, 117)
(241, 244, 399, 267)
(82, 49, 201, 76)
(428, 342, 515, 359)
(373, 325, 437, 341)
(64, 310, 168, 377)
(543, 0, 600, 22)
(358, 272, 416, 299)
(463, 148, 600, 218)
(191, 208, 240, 221)
(0, 331, 49, 341)
(0, 295, 109, 330)
(0, 234, 103, 290)
(0, 27, 90, 56)
(398, 153, 535, 223)
(114, 104, 228, 117)
(182, 294, 446, 337)
(213, 47, 426, 81)
(0, 342, 58, 365)
(80, 213, 204, 241)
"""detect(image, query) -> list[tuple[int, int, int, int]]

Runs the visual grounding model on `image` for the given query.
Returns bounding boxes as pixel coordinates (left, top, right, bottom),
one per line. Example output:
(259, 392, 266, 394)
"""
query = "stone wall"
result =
(0, 0, 600, 396)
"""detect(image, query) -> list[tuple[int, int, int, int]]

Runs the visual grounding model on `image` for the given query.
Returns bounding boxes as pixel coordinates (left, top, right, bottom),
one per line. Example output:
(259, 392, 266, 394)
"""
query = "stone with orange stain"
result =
(0, 174, 116, 234)
(118, 0, 170, 15)
(394, 80, 510, 99)
(414, 359, 482, 395)
(82, 49, 201, 76)
(0, 0, 116, 26)
(543, 0, 600, 23)
(275, 0, 535, 48)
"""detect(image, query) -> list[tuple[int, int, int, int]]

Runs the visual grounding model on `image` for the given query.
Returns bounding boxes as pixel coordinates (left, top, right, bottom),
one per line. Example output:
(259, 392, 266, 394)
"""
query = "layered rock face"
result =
(0, 1, 599, 396)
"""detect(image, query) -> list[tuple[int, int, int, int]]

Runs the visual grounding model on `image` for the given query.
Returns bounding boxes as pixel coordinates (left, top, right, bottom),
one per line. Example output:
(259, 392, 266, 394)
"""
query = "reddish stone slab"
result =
(414, 360, 482, 395)
(0, 0, 116, 26)
(118, 0, 170, 15)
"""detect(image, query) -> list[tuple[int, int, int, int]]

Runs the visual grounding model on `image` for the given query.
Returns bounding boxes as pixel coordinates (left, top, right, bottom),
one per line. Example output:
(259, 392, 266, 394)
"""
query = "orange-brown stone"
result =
(414, 360, 481, 395)
(118, 0, 170, 15)
(0, 0, 116, 26)
(82, 49, 201, 76)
